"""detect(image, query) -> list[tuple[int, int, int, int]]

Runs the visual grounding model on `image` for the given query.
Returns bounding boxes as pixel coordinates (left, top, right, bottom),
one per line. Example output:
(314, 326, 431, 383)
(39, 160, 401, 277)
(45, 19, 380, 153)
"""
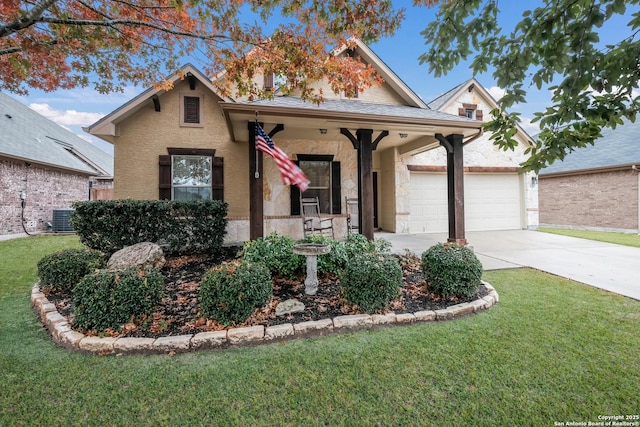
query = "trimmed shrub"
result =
(344, 233, 392, 259)
(421, 243, 483, 299)
(341, 252, 402, 312)
(73, 267, 164, 331)
(37, 249, 106, 293)
(240, 232, 304, 278)
(200, 261, 272, 326)
(71, 199, 228, 257)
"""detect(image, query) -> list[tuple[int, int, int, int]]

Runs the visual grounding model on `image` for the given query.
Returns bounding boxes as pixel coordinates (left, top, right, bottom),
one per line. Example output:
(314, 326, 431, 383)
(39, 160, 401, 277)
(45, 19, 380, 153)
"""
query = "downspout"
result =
(463, 128, 483, 145)
(633, 165, 640, 235)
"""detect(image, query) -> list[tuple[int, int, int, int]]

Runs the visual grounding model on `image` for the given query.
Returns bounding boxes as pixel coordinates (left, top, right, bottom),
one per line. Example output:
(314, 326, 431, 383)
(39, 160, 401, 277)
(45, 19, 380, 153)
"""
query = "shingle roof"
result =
(539, 119, 640, 175)
(246, 96, 479, 124)
(427, 79, 471, 110)
(0, 92, 113, 177)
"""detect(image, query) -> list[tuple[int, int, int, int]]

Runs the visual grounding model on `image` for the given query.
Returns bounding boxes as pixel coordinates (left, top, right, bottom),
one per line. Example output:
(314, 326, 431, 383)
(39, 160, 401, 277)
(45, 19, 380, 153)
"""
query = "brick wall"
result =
(0, 158, 95, 235)
(539, 169, 639, 231)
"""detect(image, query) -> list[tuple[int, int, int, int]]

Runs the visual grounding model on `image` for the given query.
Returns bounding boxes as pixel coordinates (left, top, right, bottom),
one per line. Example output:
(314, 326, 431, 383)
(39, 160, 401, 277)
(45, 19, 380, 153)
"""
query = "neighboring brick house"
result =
(87, 39, 534, 244)
(0, 92, 113, 237)
(539, 120, 640, 233)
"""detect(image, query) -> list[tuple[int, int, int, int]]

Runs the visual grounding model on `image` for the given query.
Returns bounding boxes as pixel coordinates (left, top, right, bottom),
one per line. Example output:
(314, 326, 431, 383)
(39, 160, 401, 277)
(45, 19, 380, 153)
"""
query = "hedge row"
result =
(71, 200, 228, 257)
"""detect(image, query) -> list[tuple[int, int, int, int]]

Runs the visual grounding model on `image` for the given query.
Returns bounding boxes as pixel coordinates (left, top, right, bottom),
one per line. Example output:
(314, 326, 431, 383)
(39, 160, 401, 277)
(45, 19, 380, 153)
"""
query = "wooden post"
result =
(437, 133, 467, 245)
(340, 128, 388, 240)
(248, 121, 263, 240)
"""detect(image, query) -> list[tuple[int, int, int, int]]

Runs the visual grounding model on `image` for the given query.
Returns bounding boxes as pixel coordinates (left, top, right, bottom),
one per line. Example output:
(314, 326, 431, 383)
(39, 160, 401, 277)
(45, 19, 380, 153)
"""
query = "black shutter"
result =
(159, 155, 172, 200)
(184, 96, 200, 124)
(331, 161, 341, 214)
(212, 156, 224, 201)
(290, 160, 301, 215)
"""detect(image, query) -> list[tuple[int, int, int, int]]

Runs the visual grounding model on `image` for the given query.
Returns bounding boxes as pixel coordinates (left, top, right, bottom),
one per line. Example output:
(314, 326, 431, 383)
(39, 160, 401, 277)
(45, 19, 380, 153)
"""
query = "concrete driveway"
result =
(377, 229, 640, 301)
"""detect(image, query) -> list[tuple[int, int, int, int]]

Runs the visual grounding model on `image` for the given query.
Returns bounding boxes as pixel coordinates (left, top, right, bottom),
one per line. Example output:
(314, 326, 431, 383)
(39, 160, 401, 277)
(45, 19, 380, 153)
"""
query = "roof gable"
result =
(87, 64, 226, 137)
(0, 92, 113, 177)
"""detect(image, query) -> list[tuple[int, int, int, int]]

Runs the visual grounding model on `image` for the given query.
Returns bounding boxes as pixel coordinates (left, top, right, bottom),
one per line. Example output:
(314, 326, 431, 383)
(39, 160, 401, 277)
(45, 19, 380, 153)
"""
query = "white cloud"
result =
(28, 103, 105, 127)
(487, 86, 505, 101)
(519, 116, 540, 135)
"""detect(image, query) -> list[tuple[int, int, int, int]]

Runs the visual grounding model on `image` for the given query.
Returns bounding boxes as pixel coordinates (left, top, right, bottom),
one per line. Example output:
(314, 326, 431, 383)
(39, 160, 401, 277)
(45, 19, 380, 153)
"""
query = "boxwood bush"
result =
(240, 232, 304, 278)
(199, 261, 272, 326)
(421, 243, 483, 299)
(37, 248, 106, 293)
(73, 267, 164, 331)
(71, 199, 228, 257)
(341, 252, 402, 312)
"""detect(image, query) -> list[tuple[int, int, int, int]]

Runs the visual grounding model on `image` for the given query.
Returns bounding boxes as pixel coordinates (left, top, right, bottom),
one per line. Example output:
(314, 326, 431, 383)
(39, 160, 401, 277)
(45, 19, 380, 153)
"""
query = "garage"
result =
(409, 172, 523, 233)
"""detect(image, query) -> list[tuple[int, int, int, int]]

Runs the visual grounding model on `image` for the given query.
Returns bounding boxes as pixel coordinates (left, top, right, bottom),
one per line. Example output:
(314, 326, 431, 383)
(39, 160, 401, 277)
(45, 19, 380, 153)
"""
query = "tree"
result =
(419, 0, 640, 172)
(0, 0, 418, 102)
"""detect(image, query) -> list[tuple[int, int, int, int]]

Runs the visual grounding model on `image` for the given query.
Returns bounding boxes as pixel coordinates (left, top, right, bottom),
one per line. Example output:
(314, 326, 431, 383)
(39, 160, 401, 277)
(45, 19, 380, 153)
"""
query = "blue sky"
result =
(7, 1, 639, 155)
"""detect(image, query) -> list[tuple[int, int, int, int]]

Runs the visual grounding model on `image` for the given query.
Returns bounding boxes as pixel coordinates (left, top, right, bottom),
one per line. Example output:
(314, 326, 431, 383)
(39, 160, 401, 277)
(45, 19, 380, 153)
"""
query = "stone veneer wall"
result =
(0, 158, 92, 235)
(539, 169, 639, 232)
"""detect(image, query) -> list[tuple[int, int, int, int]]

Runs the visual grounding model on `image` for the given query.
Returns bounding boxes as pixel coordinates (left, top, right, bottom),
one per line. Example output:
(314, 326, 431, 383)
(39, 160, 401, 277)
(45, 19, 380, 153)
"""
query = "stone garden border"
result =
(31, 282, 499, 356)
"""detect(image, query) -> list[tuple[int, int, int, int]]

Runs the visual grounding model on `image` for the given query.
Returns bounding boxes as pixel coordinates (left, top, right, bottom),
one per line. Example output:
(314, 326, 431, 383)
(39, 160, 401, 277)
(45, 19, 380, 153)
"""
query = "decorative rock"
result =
(191, 331, 227, 350)
(227, 326, 264, 345)
(395, 313, 416, 323)
(265, 324, 295, 340)
(107, 242, 166, 271)
(45, 311, 66, 325)
(447, 302, 475, 318)
(470, 299, 489, 312)
(58, 330, 85, 349)
(333, 314, 372, 329)
(435, 308, 455, 321)
(275, 299, 306, 316)
(483, 294, 496, 307)
(488, 290, 500, 303)
(41, 302, 57, 313)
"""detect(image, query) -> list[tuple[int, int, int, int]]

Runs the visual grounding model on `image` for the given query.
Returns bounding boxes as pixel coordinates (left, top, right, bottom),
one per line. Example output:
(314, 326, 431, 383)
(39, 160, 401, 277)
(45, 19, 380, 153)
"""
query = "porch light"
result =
(399, 133, 408, 138)
(531, 176, 538, 187)
(319, 129, 327, 134)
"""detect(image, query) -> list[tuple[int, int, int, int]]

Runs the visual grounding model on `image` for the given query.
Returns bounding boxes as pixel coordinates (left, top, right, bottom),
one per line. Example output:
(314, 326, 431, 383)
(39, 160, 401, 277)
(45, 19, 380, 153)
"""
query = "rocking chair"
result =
(345, 197, 359, 235)
(300, 196, 334, 238)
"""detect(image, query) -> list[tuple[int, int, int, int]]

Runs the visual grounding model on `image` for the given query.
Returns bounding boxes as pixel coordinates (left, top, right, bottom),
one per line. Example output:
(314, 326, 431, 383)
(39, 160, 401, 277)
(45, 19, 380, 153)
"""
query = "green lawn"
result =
(539, 226, 640, 248)
(1, 235, 638, 426)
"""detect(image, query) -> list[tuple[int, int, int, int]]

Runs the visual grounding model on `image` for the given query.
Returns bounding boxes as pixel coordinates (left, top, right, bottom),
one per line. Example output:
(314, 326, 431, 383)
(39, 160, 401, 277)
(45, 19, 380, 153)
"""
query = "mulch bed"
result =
(44, 248, 487, 339)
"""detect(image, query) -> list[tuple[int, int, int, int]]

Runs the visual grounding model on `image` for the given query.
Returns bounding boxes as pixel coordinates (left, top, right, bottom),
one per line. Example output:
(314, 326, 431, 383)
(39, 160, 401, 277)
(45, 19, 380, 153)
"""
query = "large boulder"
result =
(107, 242, 166, 271)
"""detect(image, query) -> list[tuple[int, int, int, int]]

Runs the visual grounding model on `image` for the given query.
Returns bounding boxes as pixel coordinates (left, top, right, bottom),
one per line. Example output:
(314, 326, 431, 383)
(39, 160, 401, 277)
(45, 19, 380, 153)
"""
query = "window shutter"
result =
(212, 156, 224, 201)
(458, 107, 466, 116)
(264, 73, 274, 91)
(290, 160, 301, 216)
(159, 155, 172, 200)
(183, 96, 200, 124)
(331, 161, 341, 214)
(476, 110, 484, 121)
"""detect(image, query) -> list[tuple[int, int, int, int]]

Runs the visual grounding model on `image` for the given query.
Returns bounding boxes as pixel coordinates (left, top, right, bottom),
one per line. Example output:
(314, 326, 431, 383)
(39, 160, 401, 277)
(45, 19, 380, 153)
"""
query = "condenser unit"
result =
(52, 208, 75, 233)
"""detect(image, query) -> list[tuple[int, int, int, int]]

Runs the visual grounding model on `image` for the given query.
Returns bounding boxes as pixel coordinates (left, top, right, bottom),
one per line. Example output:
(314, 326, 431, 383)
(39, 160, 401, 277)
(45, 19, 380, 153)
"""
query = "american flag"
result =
(256, 125, 310, 192)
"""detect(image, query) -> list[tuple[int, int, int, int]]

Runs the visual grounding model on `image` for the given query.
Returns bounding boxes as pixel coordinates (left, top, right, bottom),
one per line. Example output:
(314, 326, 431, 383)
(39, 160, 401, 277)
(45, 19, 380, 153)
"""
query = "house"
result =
(0, 92, 114, 236)
(408, 78, 538, 234)
(539, 120, 640, 233)
(86, 40, 535, 244)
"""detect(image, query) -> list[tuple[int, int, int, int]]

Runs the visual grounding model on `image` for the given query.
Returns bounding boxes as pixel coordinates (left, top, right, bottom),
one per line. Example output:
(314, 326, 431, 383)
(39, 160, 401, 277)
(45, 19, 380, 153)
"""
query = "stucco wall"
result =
(0, 158, 91, 235)
(539, 170, 639, 232)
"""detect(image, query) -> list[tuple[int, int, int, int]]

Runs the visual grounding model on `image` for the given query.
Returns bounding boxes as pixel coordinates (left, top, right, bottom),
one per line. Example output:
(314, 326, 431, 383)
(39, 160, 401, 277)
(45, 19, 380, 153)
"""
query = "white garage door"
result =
(409, 173, 522, 233)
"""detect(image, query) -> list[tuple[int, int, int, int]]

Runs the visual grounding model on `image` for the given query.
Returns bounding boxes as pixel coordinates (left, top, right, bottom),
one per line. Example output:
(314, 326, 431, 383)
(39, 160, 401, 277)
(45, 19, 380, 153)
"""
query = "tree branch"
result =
(0, 0, 59, 38)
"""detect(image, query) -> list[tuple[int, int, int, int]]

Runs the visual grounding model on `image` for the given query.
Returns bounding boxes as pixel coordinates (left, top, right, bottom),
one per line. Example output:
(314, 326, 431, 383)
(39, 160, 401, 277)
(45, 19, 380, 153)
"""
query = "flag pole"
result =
(254, 112, 259, 179)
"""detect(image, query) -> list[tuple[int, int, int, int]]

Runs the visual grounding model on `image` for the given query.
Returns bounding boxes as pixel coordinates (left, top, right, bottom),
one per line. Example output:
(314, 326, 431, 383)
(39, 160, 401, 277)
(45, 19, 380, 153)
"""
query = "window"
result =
(159, 148, 223, 200)
(459, 103, 483, 121)
(465, 109, 474, 119)
(172, 155, 211, 200)
(290, 154, 341, 215)
(180, 93, 204, 127)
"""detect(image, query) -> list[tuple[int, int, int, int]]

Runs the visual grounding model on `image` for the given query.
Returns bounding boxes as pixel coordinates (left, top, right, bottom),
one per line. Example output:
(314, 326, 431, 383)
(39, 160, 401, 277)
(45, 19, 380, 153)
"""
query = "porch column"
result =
(340, 128, 388, 240)
(248, 121, 263, 240)
(248, 122, 284, 240)
(437, 133, 467, 245)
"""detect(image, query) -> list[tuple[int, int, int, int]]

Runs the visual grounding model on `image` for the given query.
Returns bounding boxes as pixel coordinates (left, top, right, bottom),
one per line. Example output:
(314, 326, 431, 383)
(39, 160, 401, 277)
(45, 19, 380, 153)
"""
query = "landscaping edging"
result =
(31, 282, 499, 356)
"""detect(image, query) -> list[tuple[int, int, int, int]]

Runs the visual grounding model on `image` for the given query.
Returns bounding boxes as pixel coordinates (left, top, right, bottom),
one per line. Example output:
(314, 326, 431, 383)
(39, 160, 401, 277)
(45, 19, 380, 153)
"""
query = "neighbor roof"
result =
(0, 92, 113, 177)
(540, 119, 640, 175)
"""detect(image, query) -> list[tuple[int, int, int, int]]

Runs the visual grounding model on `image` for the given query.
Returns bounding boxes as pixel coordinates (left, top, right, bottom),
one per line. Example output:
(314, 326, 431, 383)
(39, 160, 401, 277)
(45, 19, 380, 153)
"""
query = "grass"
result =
(539, 226, 640, 248)
(1, 235, 639, 426)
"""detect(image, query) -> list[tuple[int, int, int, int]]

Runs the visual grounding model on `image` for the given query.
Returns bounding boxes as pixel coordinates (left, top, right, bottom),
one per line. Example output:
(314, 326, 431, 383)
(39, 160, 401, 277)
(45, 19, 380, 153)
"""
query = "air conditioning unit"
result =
(52, 208, 75, 233)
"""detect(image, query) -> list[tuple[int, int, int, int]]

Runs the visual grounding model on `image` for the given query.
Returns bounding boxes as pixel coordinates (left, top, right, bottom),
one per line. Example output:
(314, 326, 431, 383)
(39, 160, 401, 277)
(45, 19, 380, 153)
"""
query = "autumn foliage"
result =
(0, 0, 411, 101)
